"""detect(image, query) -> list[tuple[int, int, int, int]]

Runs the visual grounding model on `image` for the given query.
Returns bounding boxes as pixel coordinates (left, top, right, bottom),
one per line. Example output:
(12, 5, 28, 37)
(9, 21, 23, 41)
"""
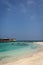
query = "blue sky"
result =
(0, 0, 43, 40)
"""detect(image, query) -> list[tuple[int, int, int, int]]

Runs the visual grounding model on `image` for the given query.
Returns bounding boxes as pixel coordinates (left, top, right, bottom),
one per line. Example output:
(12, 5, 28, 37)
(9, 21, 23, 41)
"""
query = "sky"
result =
(0, 0, 43, 40)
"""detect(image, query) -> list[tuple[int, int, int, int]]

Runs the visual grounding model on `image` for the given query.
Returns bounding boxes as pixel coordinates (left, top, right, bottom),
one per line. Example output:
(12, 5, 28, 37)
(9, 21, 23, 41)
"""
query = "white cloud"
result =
(27, 0, 35, 5)
(1, 0, 11, 7)
(30, 14, 37, 21)
(30, 15, 35, 20)
(7, 8, 11, 11)
(2, 0, 17, 12)
(20, 3, 27, 14)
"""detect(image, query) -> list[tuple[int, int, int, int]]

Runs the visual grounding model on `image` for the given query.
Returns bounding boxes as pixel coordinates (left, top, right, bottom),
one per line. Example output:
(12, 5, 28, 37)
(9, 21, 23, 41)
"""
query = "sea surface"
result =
(0, 42, 40, 63)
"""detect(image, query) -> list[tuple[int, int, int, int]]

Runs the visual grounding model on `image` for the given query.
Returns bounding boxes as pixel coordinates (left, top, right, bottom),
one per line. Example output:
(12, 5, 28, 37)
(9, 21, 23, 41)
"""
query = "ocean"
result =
(0, 42, 40, 63)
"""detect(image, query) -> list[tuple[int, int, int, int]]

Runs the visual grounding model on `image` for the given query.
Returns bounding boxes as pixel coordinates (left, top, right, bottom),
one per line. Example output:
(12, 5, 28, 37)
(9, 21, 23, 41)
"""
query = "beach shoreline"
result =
(34, 42, 43, 45)
(0, 42, 43, 65)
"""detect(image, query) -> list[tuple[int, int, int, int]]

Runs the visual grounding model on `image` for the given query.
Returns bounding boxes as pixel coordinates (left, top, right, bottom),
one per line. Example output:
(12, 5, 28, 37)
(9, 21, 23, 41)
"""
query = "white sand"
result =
(1, 42, 43, 65)
(34, 42, 43, 45)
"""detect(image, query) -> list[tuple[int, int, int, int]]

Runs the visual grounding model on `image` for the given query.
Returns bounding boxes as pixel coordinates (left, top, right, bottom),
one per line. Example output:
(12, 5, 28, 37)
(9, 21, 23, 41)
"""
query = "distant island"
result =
(0, 38, 16, 42)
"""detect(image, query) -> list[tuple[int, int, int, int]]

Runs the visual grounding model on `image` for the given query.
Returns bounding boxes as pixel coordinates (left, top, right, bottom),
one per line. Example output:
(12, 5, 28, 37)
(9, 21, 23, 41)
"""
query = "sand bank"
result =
(34, 42, 43, 45)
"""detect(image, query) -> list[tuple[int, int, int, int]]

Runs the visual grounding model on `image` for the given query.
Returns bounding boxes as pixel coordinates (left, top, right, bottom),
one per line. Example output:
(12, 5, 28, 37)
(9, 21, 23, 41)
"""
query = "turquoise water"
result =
(0, 42, 40, 61)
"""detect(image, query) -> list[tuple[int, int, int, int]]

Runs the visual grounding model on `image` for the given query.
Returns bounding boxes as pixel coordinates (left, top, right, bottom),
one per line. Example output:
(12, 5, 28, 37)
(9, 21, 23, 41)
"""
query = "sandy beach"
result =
(0, 42, 43, 65)
(34, 42, 43, 45)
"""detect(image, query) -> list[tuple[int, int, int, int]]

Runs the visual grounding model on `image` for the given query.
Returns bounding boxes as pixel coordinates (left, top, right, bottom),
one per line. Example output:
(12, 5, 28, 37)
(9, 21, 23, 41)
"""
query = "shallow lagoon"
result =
(0, 42, 40, 61)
